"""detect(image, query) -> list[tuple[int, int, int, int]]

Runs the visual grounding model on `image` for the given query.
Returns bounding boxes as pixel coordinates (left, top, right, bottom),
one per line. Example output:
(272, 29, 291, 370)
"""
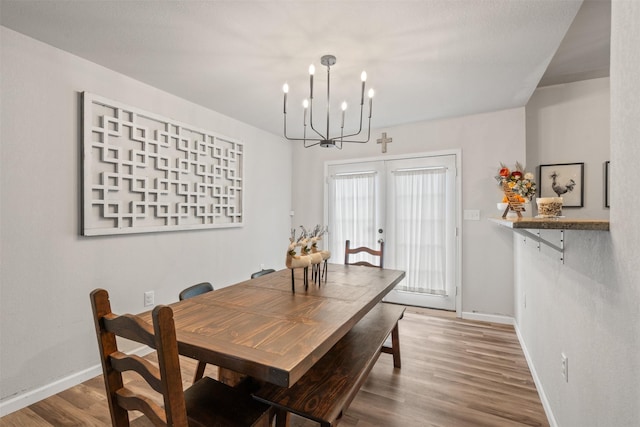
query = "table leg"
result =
(218, 367, 246, 386)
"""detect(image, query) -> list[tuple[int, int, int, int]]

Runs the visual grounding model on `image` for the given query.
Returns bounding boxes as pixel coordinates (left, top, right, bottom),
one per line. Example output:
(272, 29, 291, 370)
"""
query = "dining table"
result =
(142, 264, 405, 388)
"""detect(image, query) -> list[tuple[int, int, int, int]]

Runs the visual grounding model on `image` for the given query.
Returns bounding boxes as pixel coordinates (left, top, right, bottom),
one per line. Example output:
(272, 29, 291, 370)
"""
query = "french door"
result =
(326, 154, 458, 311)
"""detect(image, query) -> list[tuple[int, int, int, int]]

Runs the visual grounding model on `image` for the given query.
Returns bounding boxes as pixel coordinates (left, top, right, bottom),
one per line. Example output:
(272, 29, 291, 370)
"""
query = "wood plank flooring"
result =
(0, 307, 548, 427)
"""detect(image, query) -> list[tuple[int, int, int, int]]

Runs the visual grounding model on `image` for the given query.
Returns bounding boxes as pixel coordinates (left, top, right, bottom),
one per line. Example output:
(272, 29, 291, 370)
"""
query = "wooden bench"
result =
(253, 303, 406, 427)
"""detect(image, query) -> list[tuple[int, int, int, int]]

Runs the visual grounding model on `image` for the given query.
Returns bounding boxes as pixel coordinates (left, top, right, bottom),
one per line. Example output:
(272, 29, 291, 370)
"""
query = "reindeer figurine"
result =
(310, 225, 331, 283)
(286, 229, 311, 292)
(302, 226, 324, 284)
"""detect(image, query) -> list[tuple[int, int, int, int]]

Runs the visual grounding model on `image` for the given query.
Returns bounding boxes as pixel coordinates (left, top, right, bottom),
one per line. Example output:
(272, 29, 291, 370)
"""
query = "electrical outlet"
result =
(561, 353, 568, 382)
(144, 291, 154, 307)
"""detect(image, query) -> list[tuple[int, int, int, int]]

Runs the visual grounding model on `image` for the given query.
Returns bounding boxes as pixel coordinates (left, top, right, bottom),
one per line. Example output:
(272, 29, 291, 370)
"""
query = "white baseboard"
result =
(0, 345, 152, 417)
(461, 311, 514, 325)
(0, 364, 102, 417)
(513, 322, 558, 427)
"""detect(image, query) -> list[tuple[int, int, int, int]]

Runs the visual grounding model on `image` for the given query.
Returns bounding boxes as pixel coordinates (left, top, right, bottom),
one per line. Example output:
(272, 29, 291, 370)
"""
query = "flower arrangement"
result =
(496, 162, 537, 201)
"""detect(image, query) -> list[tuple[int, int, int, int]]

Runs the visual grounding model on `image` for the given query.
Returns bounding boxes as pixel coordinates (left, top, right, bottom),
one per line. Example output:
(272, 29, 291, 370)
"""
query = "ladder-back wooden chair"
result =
(90, 288, 271, 427)
(343, 240, 402, 367)
(178, 282, 214, 384)
(344, 239, 384, 268)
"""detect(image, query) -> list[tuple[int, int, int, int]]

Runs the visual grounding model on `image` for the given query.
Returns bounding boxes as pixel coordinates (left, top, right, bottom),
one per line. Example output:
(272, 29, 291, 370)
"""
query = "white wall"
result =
(526, 78, 611, 218)
(0, 27, 292, 411)
(514, 2, 640, 424)
(291, 108, 525, 318)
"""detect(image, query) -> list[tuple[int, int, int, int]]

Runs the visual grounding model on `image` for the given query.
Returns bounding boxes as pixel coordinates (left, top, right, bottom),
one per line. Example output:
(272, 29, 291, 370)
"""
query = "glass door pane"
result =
(384, 155, 457, 310)
(327, 161, 385, 265)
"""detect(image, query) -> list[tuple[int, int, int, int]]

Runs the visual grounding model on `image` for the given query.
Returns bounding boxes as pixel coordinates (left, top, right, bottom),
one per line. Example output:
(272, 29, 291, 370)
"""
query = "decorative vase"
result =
(536, 197, 563, 217)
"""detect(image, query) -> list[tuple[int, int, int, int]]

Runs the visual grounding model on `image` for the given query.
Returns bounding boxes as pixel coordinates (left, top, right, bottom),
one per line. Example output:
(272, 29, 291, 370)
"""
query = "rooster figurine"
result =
(550, 171, 576, 197)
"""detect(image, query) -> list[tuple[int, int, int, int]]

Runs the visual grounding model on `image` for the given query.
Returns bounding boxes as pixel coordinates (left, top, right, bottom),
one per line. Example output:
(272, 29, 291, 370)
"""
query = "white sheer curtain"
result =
(330, 172, 377, 264)
(393, 168, 446, 294)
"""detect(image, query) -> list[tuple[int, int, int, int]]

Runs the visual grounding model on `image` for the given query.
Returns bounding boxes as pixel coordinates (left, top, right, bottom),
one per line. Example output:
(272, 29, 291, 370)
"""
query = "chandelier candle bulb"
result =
(303, 99, 308, 125)
(341, 102, 347, 127)
(309, 64, 315, 99)
(283, 83, 289, 113)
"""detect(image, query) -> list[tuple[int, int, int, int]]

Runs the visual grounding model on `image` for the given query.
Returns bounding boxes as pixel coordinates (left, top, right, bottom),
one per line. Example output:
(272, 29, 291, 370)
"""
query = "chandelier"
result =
(282, 55, 374, 149)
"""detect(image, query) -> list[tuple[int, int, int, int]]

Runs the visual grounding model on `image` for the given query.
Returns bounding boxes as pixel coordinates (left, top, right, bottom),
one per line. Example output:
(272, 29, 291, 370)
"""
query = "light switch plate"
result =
(463, 210, 481, 221)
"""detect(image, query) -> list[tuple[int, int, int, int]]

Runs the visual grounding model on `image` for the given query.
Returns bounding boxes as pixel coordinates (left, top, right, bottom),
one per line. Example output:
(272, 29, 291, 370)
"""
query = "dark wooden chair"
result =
(178, 282, 214, 383)
(250, 268, 276, 279)
(344, 239, 401, 367)
(344, 239, 384, 268)
(178, 281, 213, 301)
(90, 288, 271, 427)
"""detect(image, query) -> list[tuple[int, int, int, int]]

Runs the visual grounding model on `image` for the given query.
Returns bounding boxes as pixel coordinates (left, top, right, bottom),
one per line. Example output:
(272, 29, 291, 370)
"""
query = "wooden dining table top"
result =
(143, 264, 405, 388)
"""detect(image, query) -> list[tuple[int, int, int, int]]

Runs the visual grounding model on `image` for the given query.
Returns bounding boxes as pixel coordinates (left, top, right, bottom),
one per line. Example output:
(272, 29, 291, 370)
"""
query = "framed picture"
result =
(538, 162, 584, 207)
(604, 161, 610, 208)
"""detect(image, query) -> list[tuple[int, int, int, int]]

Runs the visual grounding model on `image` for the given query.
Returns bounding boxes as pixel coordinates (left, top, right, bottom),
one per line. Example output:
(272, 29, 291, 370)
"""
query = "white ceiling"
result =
(0, 0, 610, 137)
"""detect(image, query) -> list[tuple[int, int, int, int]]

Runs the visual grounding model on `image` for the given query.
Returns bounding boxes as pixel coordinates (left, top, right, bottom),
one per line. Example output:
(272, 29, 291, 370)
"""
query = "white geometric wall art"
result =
(82, 92, 243, 236)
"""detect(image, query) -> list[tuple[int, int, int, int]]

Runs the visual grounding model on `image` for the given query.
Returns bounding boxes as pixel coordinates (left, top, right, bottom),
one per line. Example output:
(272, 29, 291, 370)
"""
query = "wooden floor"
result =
(0, 307, 548, 427)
